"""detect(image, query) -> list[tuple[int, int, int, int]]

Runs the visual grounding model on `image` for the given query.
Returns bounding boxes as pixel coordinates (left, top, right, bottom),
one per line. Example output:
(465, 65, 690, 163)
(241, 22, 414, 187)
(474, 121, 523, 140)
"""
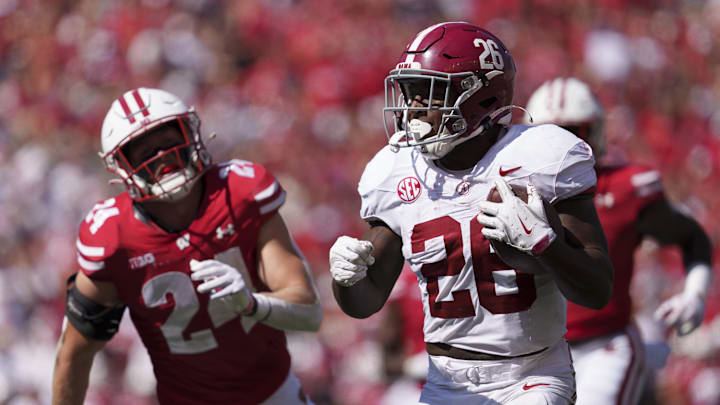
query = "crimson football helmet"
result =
(100, 88, 212, 202)
(384, 22, 516, 160)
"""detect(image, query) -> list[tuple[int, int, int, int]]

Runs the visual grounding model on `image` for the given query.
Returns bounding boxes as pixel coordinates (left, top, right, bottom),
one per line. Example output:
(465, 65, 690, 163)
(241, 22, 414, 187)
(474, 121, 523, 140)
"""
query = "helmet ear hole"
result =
(452, 119, 467, 132)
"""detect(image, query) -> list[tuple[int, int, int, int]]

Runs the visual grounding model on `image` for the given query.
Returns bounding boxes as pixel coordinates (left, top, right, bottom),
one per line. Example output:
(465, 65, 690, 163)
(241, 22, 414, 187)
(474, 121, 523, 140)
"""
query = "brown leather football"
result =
(484, 184, 557, 274)
(486, 183, 528, 204)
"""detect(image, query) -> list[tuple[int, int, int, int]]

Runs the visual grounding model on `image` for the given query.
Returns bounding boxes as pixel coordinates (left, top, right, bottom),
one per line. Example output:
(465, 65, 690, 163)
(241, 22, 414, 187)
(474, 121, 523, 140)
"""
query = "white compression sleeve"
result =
(684, 263, 712, 299)
(247, 293, 322, 332)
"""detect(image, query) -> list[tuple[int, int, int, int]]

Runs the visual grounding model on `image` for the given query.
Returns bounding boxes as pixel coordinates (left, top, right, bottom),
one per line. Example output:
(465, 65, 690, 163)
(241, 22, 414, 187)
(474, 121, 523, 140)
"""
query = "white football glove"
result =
(329, 236, 375, 287)
(476, 179, 557, 256)
(654, 293, 705, 336)
(654, 263, 711, 336)
(190, 259, 254, 314)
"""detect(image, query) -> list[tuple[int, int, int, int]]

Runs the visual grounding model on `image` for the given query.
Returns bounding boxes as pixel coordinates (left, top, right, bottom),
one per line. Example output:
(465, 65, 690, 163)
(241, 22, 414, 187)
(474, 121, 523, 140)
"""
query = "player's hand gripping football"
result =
(329, 236, 375, 287)
(476, 179, 557, 256)
(654, 292, 705, 336)
(190, 259, 255, 314)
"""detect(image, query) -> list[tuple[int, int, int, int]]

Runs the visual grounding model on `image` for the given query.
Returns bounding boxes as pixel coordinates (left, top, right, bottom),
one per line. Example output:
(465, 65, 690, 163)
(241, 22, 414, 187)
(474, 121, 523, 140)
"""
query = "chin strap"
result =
(489, 104, 531, 124)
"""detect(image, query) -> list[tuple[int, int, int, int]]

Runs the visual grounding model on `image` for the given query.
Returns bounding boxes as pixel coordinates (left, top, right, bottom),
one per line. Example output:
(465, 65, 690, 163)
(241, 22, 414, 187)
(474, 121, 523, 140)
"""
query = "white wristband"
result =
(684, 263, 712, 300)
(246, 293, 322, 332)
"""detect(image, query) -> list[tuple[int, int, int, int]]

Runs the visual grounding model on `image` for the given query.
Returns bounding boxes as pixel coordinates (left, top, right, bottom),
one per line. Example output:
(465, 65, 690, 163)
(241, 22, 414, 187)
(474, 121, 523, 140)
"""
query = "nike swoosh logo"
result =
(518, 215, 532, 234)
(499, 166, 522, 176)
(523, 383, 550, 390)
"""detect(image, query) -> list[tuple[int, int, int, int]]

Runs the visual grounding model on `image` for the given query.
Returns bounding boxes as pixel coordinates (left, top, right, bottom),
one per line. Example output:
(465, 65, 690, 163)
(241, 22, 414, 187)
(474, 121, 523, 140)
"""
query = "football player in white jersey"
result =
(329, 22, 614, 405)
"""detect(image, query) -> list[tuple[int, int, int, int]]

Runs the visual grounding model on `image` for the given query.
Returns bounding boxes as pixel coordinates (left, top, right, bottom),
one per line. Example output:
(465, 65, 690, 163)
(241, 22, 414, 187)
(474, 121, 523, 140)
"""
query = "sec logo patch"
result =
(397, 177, 421, 203)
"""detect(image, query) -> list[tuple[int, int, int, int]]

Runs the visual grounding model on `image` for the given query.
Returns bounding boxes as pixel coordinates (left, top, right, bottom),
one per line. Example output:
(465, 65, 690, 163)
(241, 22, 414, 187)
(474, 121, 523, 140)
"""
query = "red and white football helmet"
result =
(384, 22, 516, 160)
(100, 88, 212, 201)
(524, 77, 606, 156)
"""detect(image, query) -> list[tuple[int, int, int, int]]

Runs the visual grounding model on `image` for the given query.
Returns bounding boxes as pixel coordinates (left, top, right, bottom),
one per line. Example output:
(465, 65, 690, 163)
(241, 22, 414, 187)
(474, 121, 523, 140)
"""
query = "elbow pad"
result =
(65, 274, 126, 341)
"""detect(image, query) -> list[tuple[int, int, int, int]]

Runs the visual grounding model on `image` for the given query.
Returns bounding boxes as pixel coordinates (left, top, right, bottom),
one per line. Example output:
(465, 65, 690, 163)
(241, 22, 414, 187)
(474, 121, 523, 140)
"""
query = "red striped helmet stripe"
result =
(558, 78, 567, 110)
(117, 95, 135, 123)
(132, 89, 150, 117)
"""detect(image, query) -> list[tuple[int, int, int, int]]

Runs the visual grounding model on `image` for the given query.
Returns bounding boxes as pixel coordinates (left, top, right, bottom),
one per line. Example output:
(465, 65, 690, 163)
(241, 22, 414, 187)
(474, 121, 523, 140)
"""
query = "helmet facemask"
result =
(384, 69, 508, 160)
(103, 111, 212, 202)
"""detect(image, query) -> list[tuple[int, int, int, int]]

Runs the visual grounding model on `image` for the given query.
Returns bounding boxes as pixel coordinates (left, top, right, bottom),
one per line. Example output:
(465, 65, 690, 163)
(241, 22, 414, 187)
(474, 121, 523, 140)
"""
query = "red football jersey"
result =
(75, 160, 291, 405)
(566, 163, 664, 341)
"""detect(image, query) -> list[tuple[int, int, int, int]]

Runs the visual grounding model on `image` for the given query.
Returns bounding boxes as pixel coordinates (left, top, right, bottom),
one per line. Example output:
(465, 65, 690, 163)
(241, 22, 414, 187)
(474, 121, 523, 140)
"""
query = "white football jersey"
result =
(359, 124, 596, 356)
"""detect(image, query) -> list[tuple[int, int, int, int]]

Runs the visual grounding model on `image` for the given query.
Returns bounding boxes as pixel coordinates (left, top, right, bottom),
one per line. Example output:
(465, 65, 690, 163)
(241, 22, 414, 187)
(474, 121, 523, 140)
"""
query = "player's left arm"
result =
(192, 165, 321, 331)
(252, 212, 322, 331)
(191, 212, 322, 331)
(637, 198, 713, 335)
(190, 212, 322, 331)
(536, 195, 614, 310)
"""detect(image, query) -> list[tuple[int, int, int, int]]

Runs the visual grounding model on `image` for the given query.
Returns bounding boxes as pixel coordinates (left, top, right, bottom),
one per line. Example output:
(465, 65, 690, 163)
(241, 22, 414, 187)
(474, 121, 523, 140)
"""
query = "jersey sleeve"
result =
(628, 165, 664, 208)
(358, 147, 404, 236)
(76, 198, 123, 282)
(527, 126, 597, 203)
(222, 160, 286, 225)
(250, 164, 286, 223)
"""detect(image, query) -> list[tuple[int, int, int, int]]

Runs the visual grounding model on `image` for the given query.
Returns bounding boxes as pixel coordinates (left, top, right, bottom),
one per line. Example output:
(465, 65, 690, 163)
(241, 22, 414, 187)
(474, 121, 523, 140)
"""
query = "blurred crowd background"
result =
(1, 0, 720, 404)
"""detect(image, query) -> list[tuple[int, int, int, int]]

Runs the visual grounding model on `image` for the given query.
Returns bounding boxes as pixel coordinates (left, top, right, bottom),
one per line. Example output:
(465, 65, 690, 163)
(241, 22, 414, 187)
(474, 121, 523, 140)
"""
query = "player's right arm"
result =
(330, 221, 405, 318)
(638, 197, 713, 335)
(52, 272, 122, 405)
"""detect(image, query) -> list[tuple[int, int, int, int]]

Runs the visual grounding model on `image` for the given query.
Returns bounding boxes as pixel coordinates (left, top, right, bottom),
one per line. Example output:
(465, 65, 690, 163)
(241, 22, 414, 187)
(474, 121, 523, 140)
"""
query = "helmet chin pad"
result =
(148, 166, 198, 201)
(389, 118, 459, 159)
(126, 148, 207, 201)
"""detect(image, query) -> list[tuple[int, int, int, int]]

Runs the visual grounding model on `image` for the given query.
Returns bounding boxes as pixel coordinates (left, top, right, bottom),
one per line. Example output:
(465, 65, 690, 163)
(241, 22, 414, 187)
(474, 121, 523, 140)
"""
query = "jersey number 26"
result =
(412, 216, 536, 318)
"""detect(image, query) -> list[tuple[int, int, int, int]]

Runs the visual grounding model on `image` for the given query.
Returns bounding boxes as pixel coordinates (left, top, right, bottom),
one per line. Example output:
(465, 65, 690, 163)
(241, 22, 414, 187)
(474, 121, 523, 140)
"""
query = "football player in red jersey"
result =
(329, 22, 613, 404)
(378, 266, 428, 405)
(525, 77, 713, 405)
(52, 88, 322, 405)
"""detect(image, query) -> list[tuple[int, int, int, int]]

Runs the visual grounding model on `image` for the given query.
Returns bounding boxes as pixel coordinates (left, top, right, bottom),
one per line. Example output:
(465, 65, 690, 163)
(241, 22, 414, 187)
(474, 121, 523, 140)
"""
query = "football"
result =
(485, 183, 558, 275)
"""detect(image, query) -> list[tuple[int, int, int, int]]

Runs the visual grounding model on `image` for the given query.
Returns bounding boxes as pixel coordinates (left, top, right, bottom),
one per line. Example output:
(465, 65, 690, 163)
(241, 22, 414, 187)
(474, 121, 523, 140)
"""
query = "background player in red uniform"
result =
(525, 77, 713, 405)
(377, 266, 427, 405)
(329, 22, 614, 405)
(52, 88, 322, 405)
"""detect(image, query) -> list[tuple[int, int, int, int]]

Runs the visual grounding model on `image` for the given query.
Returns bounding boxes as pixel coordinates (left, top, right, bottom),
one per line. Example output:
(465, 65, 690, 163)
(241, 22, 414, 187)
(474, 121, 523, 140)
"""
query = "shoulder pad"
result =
(217, 159, 286, 217)
(77, 198, 123, 275)
(358, 146, 404, 195)
(500, 125, 596, 202)
(626, 165, 663, 197)
(358, 146, 414, 231)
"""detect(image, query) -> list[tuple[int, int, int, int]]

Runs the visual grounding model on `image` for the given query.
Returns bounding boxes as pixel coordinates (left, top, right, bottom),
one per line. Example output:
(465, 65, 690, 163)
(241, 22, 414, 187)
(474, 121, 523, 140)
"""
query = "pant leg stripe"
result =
(617, 324, 645, 405)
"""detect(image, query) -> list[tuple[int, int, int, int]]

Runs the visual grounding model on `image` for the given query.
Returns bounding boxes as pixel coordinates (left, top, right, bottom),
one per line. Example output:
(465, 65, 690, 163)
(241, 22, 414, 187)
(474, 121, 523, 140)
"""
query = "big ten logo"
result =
(397, 177, 422, 203)
(129, 253, 155, 269)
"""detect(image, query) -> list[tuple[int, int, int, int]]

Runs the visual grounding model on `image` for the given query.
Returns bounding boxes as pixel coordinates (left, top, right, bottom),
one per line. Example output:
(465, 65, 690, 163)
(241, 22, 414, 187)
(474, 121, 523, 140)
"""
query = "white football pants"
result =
(419, 339, 576, 405)
(570, 323, 645, 405)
